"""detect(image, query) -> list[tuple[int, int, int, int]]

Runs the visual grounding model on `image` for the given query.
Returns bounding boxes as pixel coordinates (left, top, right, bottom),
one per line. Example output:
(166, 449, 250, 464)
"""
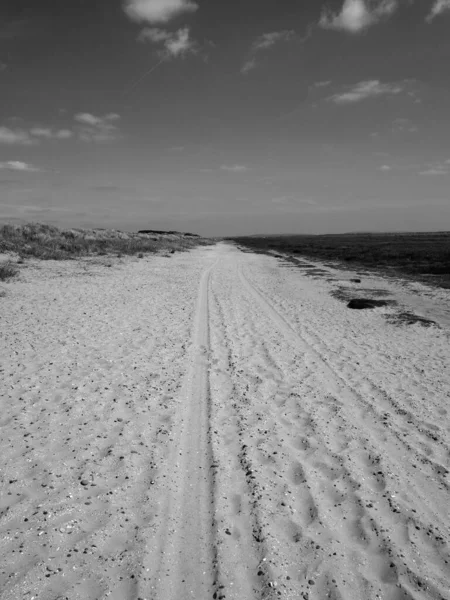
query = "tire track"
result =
(140, 258, 220, 600)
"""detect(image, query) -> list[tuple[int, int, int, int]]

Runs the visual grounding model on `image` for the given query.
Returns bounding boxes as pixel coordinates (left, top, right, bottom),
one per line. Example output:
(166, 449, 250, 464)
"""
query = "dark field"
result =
(230, 232, 450, 289)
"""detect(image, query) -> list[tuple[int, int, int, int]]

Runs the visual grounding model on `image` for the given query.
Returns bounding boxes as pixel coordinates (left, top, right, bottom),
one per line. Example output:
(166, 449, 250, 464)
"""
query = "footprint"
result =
(290, 461, 307, 485)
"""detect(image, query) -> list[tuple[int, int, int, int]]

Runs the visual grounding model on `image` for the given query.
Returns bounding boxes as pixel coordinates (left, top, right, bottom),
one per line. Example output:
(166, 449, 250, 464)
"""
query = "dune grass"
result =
(0, 223, 211, 260)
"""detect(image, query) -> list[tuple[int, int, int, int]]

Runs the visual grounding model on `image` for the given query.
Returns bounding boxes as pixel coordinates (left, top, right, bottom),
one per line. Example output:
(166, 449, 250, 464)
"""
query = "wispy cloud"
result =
(74, 113, 121, 143)
(0, 160, 40, 172)
(0, 127, 36, 146)
(330, 80, 404, 103)
(319, 0, 398, 33)
(241, 58, 257, 75)
(419, 159, 450, 176)
(138, 26, 197, 58)
(241, 30, 295, 74)
(220, 164, 249, 173)
(29, 127, 74, 140)
(252, 31, 295, 52)
(124, 0, 198, 24)
(426, 0, 450, 22)
(392, 118, 418, 133)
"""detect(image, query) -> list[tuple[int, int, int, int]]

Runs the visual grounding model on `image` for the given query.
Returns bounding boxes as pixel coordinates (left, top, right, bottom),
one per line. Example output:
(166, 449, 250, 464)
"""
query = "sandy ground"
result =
(1, 243, 449, 600)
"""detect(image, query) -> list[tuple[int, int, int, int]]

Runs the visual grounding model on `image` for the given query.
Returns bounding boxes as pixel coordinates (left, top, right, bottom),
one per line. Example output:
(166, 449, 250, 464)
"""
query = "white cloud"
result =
(139, 26, 197, 58)
(74, 113, 121, 143)
(0, 160, 40, 172)
(426, 0, 450, 22)
(380, 164, 392, 171)
(29, 127, 53, 138)
(241, 30, 295, 74)
(330, 80, 403, 103)
(419, 167, 448, 176)
(55, 129, 73, 139)
(30, 127, 74, 140)
(419, 161, 449, 175)
(319, 0, 398, 33)
(252, 30, 295, 52)
(124, 0, 198, 24)
(0, 126, 36, 146)
(220, 164, 249, 173)
(241, 58, 257, 74)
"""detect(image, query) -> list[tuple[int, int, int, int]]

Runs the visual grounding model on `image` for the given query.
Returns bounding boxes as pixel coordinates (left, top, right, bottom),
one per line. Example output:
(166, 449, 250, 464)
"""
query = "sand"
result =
(0, 244, 449, 600)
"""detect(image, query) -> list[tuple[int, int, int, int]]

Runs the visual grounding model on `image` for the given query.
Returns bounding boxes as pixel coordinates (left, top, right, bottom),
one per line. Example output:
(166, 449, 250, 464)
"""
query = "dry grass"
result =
(0, 223, 211, 260)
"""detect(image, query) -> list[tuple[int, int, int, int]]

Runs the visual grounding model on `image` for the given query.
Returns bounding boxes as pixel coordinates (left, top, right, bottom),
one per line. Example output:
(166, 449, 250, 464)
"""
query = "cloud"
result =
(0, 161, 40, 172)
(124, 0, 198, 24)
(319, 0, 398, 33)
(74, 113, 121, 143)
(426, 0, 450, 22)
(419, 161, 449, 175)
(241, 58, 257, 75)
(139, 26, 197, 57)
(29, 127, 74, 140)
(241, 30, 295, 74)
(419, 168, 448, 176)
(252, 31, 295, 52)
(379, 165, 392, 171)
(392, 118, 418, 133)
(330, 80, 403, 103)
(220, 165, 249, 173)
(55, 129, 73, 139)
(0, 126, 36, 146)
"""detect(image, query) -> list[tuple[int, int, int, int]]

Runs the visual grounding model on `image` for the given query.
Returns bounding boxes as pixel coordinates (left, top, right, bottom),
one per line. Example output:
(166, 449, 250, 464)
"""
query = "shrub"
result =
(0, 261, 18, 281)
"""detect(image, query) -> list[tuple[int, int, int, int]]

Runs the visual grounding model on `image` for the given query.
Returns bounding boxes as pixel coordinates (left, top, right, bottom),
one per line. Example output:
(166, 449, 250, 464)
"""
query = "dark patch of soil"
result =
(347, 298, 392, 309)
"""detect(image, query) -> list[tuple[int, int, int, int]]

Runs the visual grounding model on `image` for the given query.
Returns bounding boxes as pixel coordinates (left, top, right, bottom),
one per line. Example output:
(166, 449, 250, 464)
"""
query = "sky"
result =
(1, 0, 450, 236)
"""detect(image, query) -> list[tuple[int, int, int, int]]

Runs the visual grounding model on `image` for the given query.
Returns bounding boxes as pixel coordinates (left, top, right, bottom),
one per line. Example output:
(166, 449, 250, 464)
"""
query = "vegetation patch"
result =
(0, 223, 211, 260)
(386, 312, 439, 328)
(330, 287, 354, 302)
(0, 261, 18, 281)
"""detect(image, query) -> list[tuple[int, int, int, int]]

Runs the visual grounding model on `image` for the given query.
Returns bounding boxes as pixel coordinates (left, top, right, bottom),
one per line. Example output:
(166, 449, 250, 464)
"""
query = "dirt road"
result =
(1, 243, 449, 600)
